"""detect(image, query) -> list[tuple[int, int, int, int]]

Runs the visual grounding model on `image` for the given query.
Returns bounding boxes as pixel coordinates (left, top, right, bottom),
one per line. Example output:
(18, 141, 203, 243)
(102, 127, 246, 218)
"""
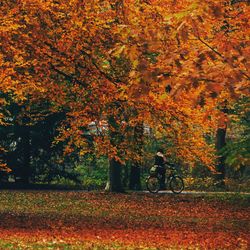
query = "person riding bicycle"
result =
(154, 149, 167, 190)
(147, 149, 184, 194)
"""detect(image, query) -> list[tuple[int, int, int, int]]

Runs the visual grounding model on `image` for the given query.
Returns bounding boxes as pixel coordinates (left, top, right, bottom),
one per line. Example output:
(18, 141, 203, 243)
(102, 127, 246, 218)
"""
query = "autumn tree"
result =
(0, 0, 249, 191)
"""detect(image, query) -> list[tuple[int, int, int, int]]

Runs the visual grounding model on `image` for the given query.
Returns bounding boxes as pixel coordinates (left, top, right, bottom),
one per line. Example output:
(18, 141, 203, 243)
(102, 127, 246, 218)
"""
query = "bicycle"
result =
(146, 164, 184, 194)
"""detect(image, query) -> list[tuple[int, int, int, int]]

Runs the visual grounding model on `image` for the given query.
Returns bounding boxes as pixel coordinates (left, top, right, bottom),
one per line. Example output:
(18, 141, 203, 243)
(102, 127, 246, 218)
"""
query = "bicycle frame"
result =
(147, 165, 184, 194)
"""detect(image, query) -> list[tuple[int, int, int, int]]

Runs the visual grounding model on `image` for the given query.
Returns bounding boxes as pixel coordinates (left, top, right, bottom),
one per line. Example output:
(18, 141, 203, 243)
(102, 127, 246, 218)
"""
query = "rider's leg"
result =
(159, 167, 166, 190)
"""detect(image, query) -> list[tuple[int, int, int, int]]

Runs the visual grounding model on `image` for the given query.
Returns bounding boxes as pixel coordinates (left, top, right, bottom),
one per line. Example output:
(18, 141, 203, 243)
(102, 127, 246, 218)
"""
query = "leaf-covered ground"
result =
(0, 191, 249, 249)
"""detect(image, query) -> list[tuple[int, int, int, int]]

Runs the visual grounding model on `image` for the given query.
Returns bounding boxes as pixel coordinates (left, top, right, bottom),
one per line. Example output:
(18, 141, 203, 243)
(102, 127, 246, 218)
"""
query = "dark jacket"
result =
(154, 152, 165, 166)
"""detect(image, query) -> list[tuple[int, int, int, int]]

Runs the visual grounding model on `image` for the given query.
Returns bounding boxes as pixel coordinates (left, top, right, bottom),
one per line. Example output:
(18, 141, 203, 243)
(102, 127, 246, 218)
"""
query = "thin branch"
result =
(50, 63, 87, 87)
(197, 37, 250, 80)
(45, 41, 123, 87)
(81, 50, 123, 87)
(197, 37, 224, 59)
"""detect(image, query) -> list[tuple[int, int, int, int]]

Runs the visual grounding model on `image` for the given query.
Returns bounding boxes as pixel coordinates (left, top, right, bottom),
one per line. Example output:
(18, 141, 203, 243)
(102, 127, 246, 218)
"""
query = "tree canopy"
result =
(0, 0, 249, 172)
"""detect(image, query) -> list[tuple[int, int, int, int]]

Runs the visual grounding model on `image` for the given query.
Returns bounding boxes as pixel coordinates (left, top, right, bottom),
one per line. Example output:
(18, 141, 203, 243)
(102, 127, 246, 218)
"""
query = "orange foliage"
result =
(0, 0, 249, 167)
(0, 147, 11, 172)
(0, 192, 249, 248)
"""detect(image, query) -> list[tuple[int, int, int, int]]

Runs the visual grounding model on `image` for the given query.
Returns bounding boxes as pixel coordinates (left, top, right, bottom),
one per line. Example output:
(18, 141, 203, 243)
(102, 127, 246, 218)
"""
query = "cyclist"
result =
(154, 149, 167, 190)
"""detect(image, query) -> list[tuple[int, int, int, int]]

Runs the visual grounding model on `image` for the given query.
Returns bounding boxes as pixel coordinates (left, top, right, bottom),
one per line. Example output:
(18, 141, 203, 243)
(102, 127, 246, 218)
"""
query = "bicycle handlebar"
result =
(155, 164, 176, 170)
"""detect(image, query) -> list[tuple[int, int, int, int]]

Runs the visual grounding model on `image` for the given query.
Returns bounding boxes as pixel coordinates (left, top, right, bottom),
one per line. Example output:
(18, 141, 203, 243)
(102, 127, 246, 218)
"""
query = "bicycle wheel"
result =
(169, 176, 184, 194)
(146, 176, 160, 193)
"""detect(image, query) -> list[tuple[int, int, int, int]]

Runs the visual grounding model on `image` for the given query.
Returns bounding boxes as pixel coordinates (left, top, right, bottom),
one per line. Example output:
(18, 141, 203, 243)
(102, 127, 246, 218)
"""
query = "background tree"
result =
(222, 96, 250, 179)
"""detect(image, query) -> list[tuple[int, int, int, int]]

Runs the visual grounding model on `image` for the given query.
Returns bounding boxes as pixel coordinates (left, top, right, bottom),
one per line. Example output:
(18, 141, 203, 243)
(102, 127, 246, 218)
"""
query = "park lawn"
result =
(0, 191, 249, 249)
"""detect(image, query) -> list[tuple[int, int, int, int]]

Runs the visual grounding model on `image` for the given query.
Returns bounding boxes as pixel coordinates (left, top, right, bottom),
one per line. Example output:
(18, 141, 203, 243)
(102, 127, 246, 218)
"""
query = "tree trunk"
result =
(129, 122, 143, 190)
(21, 126, 31, 184)
(109, 158, 124, 192)
(129, 164, 141, 190)
(122, 163, 129, 189)
(215, 127, 226, 186)
(107, 110, 124, 193)
(215, 105, 228, 187)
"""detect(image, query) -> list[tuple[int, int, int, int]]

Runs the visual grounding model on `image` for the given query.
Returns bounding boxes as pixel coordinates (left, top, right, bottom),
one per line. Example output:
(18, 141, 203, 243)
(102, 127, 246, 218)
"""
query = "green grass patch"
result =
(0, 191, 248, 249)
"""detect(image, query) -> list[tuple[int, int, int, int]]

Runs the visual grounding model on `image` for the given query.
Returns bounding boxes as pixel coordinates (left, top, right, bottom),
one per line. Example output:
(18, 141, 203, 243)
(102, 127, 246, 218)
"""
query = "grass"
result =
(0, 239, 144, 250)
(0, 191, 249, 249)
